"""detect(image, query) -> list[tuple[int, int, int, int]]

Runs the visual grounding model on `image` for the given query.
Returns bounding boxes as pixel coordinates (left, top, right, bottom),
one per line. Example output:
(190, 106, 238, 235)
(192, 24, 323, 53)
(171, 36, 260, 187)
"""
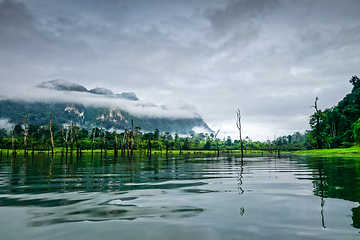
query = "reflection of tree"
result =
(237, 157, 245, 217)
(237, 158, 244, 195)
(352, 207, 360, 229)
(310, 157, 360, 229)
(318, 159, 326, 228)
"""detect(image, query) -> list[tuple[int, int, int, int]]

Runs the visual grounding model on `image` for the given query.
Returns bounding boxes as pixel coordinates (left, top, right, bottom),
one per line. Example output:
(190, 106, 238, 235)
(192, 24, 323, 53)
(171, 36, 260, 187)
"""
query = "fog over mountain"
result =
(0, 0, 359, 140)
(0, 79, 211, 134)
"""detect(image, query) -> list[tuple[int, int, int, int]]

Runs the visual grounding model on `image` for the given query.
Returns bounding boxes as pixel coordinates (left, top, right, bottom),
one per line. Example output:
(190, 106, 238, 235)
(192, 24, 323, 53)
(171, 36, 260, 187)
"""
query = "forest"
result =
(0, 117, 307, 155)
(307, 75, 360, 149)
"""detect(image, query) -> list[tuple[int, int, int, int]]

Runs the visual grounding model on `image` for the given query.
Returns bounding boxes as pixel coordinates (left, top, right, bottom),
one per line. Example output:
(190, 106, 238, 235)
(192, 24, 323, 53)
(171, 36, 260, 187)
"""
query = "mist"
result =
(5, 86, 201, 120)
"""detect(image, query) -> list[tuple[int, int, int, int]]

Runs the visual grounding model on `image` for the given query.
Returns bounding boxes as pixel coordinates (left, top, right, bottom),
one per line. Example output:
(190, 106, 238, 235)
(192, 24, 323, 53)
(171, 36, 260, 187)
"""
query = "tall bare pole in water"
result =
(236, 109, 244, 158)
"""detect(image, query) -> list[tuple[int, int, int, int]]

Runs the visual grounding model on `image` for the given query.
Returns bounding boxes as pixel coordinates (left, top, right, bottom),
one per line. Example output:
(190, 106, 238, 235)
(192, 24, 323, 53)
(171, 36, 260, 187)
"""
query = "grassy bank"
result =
(295, 145, 360, 156)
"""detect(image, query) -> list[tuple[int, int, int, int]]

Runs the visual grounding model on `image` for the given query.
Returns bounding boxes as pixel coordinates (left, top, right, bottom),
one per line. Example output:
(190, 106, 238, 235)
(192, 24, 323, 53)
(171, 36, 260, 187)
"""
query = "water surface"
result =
(0, 153, 359, 239)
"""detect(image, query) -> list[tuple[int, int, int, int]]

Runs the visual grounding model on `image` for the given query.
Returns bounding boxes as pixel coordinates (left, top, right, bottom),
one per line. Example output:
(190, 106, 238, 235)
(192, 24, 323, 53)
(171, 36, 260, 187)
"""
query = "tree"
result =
(49, 112, 55, 155)
(349, 75, 360, 92)
(309, 97, 327, 149)
(113, 129, 118, 156)
(62, 125, 70, 155)
(91, 119, 96, 156)
(183, 137, 190, 150)
(226, 136, 232, 147)
(20, 114, 30, 155)
(154, 129, 160, 141)
(236, 109, 244, 158)
(214, 127, 221, 156)
(130, 119, 134, 155)
(203, 137, 212, 150)
(353, 118, 360, 143)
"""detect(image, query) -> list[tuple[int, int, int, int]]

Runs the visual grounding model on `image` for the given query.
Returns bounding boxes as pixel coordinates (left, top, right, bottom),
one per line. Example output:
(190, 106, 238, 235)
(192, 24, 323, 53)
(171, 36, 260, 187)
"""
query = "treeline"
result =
(0, 121, 308, 154)
(307, 75, 360, 149)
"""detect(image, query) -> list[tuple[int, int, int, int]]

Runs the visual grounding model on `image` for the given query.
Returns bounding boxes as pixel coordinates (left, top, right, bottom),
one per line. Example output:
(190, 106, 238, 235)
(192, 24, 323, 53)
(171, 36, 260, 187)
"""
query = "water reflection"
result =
(306, 156, 360, 229)
(0, 154, 221, 226)
(24, 198, 204, 227)
(1, 153, 360, 235)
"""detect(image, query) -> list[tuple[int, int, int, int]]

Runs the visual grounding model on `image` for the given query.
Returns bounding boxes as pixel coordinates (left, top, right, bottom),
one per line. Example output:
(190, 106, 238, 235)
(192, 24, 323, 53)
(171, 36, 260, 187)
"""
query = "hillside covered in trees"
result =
(0, 80, 211, 134)
(308, 75, 360, 149)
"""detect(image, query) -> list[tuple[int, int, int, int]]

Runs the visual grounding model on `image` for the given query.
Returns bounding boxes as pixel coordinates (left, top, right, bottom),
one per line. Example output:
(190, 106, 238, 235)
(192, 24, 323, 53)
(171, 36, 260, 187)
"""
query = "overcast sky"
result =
(0, 0, 359, 141)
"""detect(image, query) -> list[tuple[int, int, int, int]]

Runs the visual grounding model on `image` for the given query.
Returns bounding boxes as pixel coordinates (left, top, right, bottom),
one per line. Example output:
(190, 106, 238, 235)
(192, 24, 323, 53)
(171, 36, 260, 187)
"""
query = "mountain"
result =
(35, 79, 139, 101)
(36, 79, 88, 92)
(0, 80, 211, 134)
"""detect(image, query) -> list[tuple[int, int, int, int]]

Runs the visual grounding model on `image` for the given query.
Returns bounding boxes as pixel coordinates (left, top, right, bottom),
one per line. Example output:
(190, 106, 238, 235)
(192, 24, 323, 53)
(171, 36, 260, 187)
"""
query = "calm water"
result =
(0, 153, 359, 240)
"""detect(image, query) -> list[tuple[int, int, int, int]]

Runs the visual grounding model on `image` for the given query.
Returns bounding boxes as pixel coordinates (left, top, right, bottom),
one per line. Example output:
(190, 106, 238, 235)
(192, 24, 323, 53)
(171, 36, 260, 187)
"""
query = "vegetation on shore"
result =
(307, 75, 360, 149)
(295, 145, 360, 156)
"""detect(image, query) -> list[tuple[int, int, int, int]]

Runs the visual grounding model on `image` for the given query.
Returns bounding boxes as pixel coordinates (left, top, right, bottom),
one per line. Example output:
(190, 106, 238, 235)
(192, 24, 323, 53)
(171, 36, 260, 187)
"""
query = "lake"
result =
(0, 153, 359, 240)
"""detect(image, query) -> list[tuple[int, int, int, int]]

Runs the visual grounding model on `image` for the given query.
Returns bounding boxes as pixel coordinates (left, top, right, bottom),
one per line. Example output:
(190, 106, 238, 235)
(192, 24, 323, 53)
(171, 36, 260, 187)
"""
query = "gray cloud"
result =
(0, 0, 359, 141)
(0, 118, 14, 131)
(5, 87, 200, 119)
(203, 0, 279, 35)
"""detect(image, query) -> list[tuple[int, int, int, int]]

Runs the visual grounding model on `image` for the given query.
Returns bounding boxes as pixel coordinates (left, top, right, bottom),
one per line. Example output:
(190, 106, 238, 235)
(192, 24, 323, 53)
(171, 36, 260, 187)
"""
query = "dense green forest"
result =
(0, 120, 307, 153)
(307, 75, 360, 149)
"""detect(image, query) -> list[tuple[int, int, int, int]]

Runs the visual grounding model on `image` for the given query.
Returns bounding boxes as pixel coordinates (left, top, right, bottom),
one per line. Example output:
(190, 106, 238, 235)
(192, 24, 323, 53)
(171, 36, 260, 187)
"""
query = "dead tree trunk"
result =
(62, 126, 70, 157)
(11, 126, 15, 154)
(100, 119, 104, 156)
(121, 129, 127, 156)
(236, 109, 244, 158)
(92, 119, 96, 156)
(103, 131, 107, 155)
(130, 120, 134, 155)
(311, 97, 322, 149)
(70, 120, 74, 156)
(147, 139, 152, 156)
(49, 112, 55, 155)
(214, 127, 221, 157)
(74, 122, 79, 157)
(20, 114, 30, 156)
(114, 128, 118, 156)
(127, 133, 130, 156)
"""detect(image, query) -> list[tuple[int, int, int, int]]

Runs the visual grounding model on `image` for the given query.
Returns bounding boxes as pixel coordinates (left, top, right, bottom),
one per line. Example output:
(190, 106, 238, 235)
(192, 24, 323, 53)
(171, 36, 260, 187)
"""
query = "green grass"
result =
(295, 145, 360, 156)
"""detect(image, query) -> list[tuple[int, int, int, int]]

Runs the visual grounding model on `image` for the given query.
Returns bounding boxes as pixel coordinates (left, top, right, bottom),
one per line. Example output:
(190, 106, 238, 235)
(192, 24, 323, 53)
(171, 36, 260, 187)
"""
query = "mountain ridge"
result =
(0, 80, 212, 134)
(35, 79, 139, 101)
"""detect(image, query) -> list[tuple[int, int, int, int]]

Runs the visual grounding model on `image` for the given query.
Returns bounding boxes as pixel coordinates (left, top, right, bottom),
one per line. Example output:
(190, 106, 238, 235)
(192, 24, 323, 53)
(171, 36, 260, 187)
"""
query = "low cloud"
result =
(5, 87, 201, 120)
(0, 118, 14, 131)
